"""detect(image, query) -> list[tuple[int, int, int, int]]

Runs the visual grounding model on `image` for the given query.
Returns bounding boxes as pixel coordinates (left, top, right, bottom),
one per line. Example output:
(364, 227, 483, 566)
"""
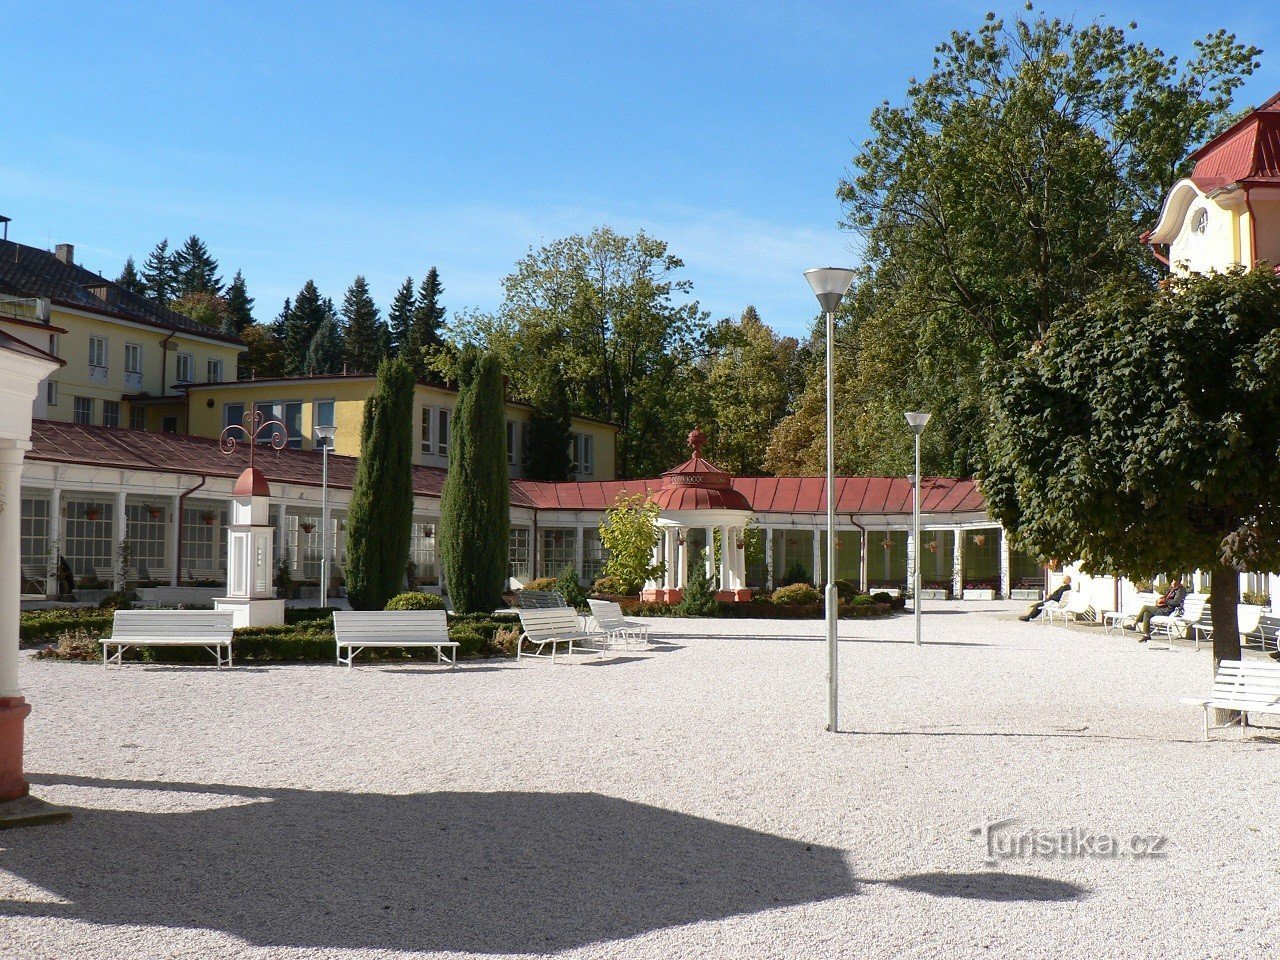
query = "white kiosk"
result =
(215, 466, 286, 628)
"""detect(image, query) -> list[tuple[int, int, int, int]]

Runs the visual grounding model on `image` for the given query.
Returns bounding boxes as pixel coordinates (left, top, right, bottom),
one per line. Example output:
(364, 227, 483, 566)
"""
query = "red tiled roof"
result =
(26, 421, 986, 517)
(1188, 91, 1280, 192)
(513, 474, 985, 515)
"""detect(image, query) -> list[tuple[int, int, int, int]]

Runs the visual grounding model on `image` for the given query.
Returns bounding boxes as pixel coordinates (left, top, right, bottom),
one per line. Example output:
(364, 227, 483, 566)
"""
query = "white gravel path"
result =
(1, 602, 1277, 959)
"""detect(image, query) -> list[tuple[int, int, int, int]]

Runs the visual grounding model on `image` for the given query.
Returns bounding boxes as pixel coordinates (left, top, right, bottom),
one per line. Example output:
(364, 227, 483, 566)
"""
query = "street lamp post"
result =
(904, 411, 932, 647)
(314, 425, 336, 609)
(805, 266, 857, 733)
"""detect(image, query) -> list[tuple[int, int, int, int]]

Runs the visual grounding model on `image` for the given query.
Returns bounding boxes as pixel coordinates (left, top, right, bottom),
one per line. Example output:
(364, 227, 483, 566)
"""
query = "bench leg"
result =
(1241, 711, 1249, 738)
(1203, 706, 1210, 742)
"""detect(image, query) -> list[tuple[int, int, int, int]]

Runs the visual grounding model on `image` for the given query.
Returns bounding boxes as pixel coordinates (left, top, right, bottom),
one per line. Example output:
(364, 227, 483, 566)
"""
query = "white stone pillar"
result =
(574, 525, 585, 585)
(0, 441, 28, 699)
(678, 531, 689, 591)
(275, 500, 288, 568)
(905, 528, 915, 596)
(705, 526, 715, 582)
(953, 527, 964, 598)
(717, 525, 730, 592)
(168, 493, 181, 586)
(664, 528, 677, 589)
(47, 483, 62, 595)
(812, 531, 822, 586)
(763, 526, 774, 589)
(114, 489, 128, 591)
(999, 528, 1011, 599)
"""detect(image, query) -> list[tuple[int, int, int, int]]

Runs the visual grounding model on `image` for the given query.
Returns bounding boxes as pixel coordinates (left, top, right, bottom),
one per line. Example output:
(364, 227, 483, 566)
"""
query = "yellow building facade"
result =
(185, 374, 620, 480)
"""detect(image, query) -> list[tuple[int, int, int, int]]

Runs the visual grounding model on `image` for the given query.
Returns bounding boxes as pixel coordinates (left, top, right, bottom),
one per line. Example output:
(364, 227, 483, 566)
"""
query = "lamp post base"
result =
(0, 696, 32, 803)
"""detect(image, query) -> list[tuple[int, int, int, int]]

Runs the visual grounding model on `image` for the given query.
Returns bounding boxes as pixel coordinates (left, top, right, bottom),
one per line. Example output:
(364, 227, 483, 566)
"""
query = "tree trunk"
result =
(1208, 561, 1241, 726)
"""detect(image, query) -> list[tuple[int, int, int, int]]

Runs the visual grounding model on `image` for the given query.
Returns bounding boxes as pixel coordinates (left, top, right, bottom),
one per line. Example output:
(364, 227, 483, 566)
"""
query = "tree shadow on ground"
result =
(885, 871, 1085, 902)
(3, 774, 855, 954)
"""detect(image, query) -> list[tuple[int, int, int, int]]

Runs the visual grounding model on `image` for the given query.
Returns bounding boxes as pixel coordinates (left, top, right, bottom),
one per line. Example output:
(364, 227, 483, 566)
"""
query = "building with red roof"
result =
(16, 419, 1027, 603)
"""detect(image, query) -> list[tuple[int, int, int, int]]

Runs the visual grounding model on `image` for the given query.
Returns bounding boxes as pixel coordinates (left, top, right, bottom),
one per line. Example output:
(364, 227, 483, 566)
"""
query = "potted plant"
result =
(85, 506, 101, 522)
(200, 511, 216, 526)
(146, 504, 163, 520)
(299, 520, 315, 534)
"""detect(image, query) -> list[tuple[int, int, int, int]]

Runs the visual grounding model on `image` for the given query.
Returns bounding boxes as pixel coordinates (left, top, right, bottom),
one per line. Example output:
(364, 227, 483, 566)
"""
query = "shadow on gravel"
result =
(6, 774, 856, 954)
(887, 871, 1086, 902)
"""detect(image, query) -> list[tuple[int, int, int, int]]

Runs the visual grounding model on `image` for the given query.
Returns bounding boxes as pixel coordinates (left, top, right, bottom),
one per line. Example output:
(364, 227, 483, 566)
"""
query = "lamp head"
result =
(804, 267, 857, 314)
(904, 411, 932, 435)
(314, 425, 337, 447)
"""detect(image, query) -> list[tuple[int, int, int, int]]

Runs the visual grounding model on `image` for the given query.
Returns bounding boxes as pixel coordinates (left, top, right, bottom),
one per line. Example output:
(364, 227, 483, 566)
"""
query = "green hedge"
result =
(20, 609, 114, 645)
(619, 598, 891, 620)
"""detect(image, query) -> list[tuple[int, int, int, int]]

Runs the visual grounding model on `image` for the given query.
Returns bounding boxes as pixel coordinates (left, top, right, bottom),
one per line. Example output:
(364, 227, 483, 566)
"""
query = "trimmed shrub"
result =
(34, 627, 101, 661)
(849, 593, 876, 606)
(522, 578, 559, 593)
(450, 628, 486, 657)
(675, 552, 718, 617)
(870, 591, 894, 604)
(591, 576, 627, 597)
(285, 606, 339, 625)
(772, 583, 821, 606)
(97, 591, 135, 610)
(20, 609, 113, 645)
(833, 580, 858, 603)
(385, 592, 447, 611)
(555, 567, 588, 609)
(492, 625, 522, 656)
(778, 560, 812, 588)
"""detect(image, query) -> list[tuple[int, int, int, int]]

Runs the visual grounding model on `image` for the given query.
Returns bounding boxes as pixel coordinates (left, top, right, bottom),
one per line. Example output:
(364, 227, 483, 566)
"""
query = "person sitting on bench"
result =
(1133, 579, 1187, 642)
(1019, 577, 1072, 621)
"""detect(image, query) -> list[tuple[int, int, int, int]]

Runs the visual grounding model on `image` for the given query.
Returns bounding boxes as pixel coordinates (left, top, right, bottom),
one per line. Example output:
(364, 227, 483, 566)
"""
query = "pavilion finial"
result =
(687, 428, 707, 458)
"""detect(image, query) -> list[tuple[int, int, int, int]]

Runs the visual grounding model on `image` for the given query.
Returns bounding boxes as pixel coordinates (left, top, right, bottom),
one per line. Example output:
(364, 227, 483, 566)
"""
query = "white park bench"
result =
(1255, 612, 1280, 653)
(1044, 591, 1092, 625)
(102, 610, 235, 668)
(1150, 595, 1206, 642)
(1180, 659, 1280, 739)
(587, 599, 651, 648)
(1189, 604, 1262, 653)
(517, 589, 567, 609)
(332, 610, 459, 669)
(516, 607, 615, 662)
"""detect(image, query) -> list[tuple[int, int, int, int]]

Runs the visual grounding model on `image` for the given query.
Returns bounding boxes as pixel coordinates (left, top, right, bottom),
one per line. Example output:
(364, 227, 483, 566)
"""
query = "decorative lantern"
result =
(146, 504, 163, 520)
(85, 506, 101, 522)
(974, 533, 986, 546)
(201, 510, 217, 527)
(422, 523, 434, 538)
(299, 520, 315, 534)
(927, 540, 938, 554)
(881, 537, 893, 550)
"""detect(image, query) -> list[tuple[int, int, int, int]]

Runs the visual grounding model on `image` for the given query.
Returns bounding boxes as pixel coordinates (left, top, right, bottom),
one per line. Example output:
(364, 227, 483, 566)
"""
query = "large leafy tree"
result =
(345, 357, 416, 610)
(239, 324, 288, 379)
(983, 269, 1280, 668)
(440, 349, 510, 613)
(811, 10, 1259, 475)
(341, 275, 389, 373)
(705, 306, 800, 475)
(458, 226, 709, 477)
(524, 366, 574, 481)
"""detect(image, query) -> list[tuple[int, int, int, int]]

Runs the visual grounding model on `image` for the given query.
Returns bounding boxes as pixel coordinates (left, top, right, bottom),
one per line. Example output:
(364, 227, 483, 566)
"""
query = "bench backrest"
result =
(1207, 659, 1280, 705)
(518, 590, 568, 609)
(332, 610, 449, 642)
(1065, 592, 1092, 614)
(1181, 596, 1207, 621)
(1258, 612, 1280, 637)
(1238, 604, 1262, 634)
(111, 609, 235, 640)
(518, 607, 583, 638)
(587, 599, 625, 626)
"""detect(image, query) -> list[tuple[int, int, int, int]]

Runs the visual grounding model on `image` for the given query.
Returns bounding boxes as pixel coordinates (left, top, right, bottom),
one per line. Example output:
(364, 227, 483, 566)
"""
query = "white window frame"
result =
(224, 402, 245, 430)
(102, 399, 121, 428)
(73, 396, 93, 425)
(506, 420, 516, 466)
(314, 399, 335, 446)
(437, 407, 450, 456)
(520, 422, 530, 466)
(176, 352, 194, 384)
(124, 342, 142, 374)
(46, 381, 58, 406)
(128, 405, 146, 430)
(581, 433, 594, 476)
(206, 358, 223, 383)
(420, 405, 433, 455)
(88, 336, 107, 371)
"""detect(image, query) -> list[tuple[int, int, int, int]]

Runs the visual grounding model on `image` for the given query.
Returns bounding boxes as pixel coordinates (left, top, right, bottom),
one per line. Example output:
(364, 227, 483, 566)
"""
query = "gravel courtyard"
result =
(1, 603, 1276, 959)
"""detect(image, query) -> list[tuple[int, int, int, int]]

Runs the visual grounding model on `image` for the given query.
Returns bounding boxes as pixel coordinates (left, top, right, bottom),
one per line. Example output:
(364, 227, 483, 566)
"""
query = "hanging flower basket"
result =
(422, 523, 434, 538)
(735, 538, 745, 550)
(926, 540, 938, 553)
(146, 504, 163, 520)
(974, 533, 986, 546)
(299, 521, 315, 534)
(200, 511, 216, 526)
(881, 538, 894, 550)
(85, 506, 101, 522)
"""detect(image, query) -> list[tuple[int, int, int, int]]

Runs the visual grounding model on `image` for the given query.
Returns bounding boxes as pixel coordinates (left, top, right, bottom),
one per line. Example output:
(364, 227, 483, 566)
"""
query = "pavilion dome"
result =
(651, 430, 753, 512)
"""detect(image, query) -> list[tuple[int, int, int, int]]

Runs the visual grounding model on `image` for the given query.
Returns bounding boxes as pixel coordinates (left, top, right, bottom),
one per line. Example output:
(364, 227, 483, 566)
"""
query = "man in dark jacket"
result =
(1133, 579, 1188, 642)
(1019, 576, 1072, 621)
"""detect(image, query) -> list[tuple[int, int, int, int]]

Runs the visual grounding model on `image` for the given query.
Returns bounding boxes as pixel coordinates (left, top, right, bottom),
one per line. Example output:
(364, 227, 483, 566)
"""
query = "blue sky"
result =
(3, 1, 1278, 337)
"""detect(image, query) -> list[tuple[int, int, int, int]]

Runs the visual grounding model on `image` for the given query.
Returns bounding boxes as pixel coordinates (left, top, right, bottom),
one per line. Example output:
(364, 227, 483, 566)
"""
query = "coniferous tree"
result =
(116, 257, 145, 294)
(341, 276, 388, 373)
(387, 277, 416, 353)
(525, 367, 574, 481)
(305, 304, 345, 374)
(440, 348, 510, 614)
(344, 357, 416, 610)
(224, 270, 256, 334)
(281, 280, 328, 374)
(172, 235, 223, 297)
(404, 268, 446, 378)
(141, 239, 178, 305)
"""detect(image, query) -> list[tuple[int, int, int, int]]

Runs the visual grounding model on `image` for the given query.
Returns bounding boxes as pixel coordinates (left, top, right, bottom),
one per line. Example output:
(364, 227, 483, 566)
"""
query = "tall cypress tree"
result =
(224, 270, 256, 333)
(345, 356, 415, 610)
(141, 239, 177, 305)
(387, 277, 416, 353)
(282, 280, 327, 374)
(341, 276, 388, 373)
(440, 348, 510, 613)
(172, 235, 223, 297)
(116, 257, 145, 294)
(525, 369, 574, 481)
